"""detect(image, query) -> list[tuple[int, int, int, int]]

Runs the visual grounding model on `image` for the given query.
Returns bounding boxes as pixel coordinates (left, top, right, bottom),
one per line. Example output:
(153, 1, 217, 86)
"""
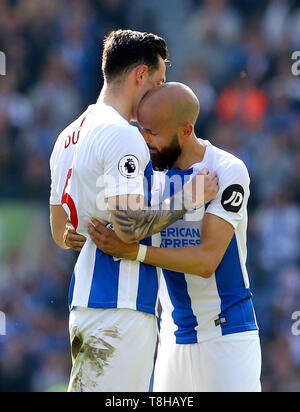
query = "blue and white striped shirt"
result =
(157, 142, 259, 343)
(50, 102, 161, 316)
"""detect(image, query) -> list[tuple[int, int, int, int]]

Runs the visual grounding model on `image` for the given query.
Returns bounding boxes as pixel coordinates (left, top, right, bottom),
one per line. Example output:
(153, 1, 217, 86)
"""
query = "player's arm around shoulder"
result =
(88, 213, 234, 278)
(140, 160, 249, 277)
(108, 169, 218, 244)
(88, 160, 248, 277)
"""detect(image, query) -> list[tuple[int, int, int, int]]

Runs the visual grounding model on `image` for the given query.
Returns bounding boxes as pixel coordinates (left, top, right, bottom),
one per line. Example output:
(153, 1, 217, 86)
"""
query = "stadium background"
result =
(0, 0, 300, 392)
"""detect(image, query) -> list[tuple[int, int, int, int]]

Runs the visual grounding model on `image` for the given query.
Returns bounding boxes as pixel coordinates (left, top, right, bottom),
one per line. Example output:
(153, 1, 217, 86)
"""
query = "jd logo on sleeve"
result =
(221, 184, 244, 212)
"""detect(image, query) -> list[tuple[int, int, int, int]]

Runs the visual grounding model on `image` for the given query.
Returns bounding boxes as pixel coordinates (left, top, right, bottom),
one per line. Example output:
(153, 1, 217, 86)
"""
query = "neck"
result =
(173, 134, 207, 170)
(98, 81, 134, 122)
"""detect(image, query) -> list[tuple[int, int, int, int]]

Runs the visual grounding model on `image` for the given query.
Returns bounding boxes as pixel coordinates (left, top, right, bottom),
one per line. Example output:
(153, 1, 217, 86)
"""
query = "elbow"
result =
(199, 268, 215, 278)
(195, 249, 221, 278)
(196, 260, 219, 278)
(52, 234, 69, 250)
(50, 226, 69, 250)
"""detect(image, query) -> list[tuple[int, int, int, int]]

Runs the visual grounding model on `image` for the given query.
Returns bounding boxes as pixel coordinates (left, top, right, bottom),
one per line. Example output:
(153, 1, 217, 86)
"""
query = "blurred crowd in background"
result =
(0, 0, 300, 392)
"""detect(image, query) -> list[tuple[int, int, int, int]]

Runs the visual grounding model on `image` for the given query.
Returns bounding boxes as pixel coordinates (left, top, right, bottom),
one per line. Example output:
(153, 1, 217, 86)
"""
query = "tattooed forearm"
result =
(111, 195, 187, 243)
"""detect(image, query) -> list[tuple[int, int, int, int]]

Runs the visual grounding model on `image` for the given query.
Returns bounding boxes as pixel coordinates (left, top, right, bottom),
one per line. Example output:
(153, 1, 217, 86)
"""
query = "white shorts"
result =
(153, 331, 262, 392)
(68, 307, 158, 392)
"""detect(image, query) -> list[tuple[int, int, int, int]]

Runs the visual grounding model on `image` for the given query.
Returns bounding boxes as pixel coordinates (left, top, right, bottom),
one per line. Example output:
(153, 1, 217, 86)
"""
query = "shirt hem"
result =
(70, 300, 156, 316)
(161, 323, 259, 345)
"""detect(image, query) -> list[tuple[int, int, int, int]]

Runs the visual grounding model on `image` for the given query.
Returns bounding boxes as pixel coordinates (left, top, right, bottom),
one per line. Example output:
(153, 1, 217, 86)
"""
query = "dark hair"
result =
(102, 30, 169, 83)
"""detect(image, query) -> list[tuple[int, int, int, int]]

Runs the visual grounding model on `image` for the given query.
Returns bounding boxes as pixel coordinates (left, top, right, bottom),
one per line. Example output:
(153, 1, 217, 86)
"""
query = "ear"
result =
(135, 65, 149, 84)
(181, 123, 193, 139)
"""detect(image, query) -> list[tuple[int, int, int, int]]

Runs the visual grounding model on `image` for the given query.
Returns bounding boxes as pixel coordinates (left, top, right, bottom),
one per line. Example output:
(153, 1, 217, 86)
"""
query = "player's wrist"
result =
(123, 243, 140, 261)
(135, 244, 148, 263)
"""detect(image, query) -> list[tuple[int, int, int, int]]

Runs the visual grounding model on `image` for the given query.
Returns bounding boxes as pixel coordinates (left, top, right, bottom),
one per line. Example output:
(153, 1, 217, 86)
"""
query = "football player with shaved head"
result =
(88, 82, 262, 392)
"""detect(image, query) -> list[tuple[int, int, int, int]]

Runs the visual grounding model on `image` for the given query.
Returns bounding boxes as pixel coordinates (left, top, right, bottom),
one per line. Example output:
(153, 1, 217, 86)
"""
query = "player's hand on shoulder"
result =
(63, 221, 87, 252)
(201, 168, 219, 204)
(184, 168, 219, 209)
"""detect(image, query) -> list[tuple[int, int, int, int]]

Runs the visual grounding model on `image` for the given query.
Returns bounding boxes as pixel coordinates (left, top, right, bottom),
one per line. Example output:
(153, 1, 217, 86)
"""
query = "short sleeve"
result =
(49, 150, 61, 205)
(101, 125, 150, 199)
(50, 177, 61, 205)
(206, 160, 250, 230)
